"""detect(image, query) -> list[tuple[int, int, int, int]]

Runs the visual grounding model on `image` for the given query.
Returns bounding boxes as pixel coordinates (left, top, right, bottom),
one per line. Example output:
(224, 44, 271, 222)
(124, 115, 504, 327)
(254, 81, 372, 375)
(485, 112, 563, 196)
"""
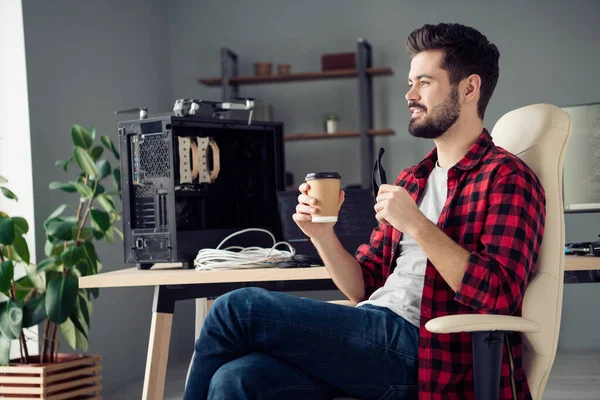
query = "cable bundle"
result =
(194, 228, 296, 271)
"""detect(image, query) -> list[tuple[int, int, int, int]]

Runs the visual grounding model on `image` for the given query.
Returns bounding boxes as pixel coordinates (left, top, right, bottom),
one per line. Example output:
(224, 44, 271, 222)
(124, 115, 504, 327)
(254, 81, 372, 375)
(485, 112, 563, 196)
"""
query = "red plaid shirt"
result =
(356, 130, 545, 399)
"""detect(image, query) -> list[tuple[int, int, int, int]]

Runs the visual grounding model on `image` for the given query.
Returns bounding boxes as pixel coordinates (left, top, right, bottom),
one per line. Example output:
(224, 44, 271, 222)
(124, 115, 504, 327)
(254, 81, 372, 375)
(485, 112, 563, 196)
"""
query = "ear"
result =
(462, 74, 481, 104)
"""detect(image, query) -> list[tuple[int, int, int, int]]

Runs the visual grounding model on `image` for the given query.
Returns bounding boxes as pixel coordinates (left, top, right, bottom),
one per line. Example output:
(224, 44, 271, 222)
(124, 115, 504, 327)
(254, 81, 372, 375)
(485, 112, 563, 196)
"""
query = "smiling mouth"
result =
(410, 108, 426, 118)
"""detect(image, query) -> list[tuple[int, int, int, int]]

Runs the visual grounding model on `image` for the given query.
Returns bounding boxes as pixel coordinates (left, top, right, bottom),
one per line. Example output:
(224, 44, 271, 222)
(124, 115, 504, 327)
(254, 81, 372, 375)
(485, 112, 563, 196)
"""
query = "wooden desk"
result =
(79, 257, 597, 399)
(79, 265, 336, 400)
(565, 255, 600, 271)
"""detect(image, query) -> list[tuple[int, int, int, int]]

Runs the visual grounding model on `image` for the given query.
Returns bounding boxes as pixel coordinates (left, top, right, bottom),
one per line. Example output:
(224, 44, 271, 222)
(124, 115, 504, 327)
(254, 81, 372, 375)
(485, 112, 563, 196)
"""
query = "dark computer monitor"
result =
(277, 188, 378, 258)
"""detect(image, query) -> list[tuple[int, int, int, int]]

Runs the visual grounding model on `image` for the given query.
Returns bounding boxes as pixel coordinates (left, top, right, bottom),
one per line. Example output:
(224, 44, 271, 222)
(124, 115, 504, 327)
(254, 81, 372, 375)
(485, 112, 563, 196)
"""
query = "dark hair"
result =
(406, 23, 499, 120)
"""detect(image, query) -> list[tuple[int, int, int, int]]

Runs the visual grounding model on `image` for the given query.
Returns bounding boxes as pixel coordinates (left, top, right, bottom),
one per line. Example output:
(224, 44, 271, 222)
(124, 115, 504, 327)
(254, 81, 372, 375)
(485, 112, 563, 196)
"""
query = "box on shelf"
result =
(321, 52, 356, 71)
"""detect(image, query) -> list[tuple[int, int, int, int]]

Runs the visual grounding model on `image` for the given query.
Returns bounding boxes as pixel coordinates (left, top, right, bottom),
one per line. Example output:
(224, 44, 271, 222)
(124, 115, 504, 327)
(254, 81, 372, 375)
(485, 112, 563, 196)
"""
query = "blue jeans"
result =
(183, 287, 418, 400)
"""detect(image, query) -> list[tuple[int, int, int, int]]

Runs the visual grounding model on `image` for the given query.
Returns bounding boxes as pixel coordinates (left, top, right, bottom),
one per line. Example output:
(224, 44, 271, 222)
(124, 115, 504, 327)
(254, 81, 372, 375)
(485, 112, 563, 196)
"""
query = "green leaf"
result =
(90, 146, 104, 161)
(72, 181, 93, 199)
(22, 294, 46, 328)
(90, 127, 96, 140)
(0, 333, 11, 366)
(104, 227, 115, 245)
(11, 217, 28, 235)
(78, 293, 90, 328)
(82, 242, 97, 274)
(61, 246, 85, 269)
(73, 147, 98, 178)
(92, 229, 104, 240)
(71, 125, 93, 149)
(0, 176, 6, 184)
(112, 167, 121, 194)
(12, 235, 30, 264)
(90, 209, 110, 231)
(96, 194, 116, 213)
(88, 287, 99, 300)
(0, 261, 14, 293)
(46, 275, 78, 324)
(72, 226, 93, 242)
(101, 135, 119, 160)
(0, 218, 15, 246)
(49, 181, 77, 193)
(60, 316, 88, 352)
(0, 300, 23, 340)
(55, 156, 74, 172)
(69, 310, 87, 340)
(46, 204, 69, 224)
(37, 256, 60, 273)
(24, 264, 46, 292)
(44, 239, 64, 258)
(0, 187, 17, 201)
(113, 227, 124, 241)
(46, 220, 75, 241)
(96, 160, 111, 180)
(14, 276, 34, 301)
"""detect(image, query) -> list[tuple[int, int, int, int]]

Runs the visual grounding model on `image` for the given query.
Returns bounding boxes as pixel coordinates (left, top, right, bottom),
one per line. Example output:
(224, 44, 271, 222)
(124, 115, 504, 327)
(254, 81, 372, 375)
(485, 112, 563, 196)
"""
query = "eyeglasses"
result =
(372, 147, 387, 201)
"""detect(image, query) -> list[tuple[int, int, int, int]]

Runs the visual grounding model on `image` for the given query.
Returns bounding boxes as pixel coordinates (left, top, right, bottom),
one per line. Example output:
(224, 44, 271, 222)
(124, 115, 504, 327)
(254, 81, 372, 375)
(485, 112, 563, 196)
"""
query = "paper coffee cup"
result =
(305, 172, 342, 223)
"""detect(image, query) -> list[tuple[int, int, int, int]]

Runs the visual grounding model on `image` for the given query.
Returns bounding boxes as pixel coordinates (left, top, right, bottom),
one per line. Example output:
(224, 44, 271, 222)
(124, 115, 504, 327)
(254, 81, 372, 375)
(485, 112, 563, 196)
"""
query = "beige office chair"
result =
(334, 103, 573, 400)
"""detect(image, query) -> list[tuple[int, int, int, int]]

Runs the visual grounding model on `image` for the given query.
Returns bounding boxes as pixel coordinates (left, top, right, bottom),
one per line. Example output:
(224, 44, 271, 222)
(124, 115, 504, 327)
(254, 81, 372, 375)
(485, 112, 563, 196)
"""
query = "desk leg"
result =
(142, 286, 175, 400)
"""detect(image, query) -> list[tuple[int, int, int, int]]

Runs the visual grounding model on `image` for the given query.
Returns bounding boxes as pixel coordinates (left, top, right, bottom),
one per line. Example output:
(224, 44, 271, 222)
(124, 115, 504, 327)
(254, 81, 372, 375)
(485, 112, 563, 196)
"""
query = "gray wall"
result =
(165, 0, 600, 348)
(18, 0, 600, 394)
(21, 0, 193, 394)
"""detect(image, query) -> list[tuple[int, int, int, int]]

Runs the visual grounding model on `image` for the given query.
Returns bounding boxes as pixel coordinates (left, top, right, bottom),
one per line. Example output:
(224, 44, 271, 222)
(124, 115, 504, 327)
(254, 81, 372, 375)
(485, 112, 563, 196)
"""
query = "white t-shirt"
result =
(356, 162, 449, 327)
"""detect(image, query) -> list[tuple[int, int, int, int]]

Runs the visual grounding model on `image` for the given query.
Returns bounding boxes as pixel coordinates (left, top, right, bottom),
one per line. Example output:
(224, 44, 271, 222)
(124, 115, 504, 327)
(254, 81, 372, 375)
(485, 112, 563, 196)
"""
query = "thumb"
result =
(339, 189, 345, 207)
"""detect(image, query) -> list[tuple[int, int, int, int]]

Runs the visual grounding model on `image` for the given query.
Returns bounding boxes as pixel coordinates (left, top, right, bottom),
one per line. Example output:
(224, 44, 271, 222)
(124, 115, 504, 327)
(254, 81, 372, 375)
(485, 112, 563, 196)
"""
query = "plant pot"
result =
(0, 354, 102, 399)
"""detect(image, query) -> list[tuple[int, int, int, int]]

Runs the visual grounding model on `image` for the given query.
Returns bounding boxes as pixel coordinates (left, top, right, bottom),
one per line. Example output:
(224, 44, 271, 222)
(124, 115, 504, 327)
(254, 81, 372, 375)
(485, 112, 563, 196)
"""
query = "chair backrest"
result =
(490, 104, 572, 399)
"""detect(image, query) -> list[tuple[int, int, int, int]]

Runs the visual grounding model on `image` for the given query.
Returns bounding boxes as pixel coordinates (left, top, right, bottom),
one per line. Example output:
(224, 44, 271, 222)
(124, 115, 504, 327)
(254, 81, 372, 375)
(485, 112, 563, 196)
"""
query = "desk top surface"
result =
(79, 256, 598, 289)
(79, 263, 332, 289)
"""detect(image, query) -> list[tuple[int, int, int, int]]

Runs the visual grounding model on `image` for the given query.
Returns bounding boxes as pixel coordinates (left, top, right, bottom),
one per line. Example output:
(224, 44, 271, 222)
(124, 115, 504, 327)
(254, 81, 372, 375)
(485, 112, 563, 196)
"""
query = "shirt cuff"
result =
(454, 252, 494, 312)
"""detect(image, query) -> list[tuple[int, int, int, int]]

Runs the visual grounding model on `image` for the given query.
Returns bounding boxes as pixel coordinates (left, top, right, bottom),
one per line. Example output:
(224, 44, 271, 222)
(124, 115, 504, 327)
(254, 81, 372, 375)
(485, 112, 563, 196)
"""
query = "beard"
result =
(408, 86, 460, 139)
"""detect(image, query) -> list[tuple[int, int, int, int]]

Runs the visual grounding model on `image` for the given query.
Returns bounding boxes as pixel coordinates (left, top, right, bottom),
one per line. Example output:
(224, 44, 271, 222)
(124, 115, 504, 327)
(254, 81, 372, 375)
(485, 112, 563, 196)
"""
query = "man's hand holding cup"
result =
(293, 172, 344, 240)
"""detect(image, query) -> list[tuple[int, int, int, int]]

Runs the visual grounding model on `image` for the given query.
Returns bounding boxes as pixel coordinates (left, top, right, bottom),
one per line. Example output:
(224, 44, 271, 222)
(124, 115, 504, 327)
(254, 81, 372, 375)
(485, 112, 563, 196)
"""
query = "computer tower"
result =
(118, 115, 285, 269)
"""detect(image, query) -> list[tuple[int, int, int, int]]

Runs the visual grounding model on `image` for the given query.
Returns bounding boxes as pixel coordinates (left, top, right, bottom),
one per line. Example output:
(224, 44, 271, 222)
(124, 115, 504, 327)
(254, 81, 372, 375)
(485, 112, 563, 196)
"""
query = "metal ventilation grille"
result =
(134, 186, 155, 229)
(139, 134, 170, 179)
(133, 233, 170, 261)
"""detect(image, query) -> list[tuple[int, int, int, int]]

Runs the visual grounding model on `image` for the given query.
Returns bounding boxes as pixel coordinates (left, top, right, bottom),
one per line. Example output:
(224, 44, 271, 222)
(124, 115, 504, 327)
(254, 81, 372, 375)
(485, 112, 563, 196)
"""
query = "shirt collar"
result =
(412, 129, 493, 179)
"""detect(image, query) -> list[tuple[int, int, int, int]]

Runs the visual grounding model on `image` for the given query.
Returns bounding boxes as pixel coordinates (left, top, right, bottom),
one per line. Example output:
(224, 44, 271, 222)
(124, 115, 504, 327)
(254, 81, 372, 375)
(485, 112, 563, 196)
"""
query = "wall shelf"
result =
(197, 67, 393, 86)
(206, 41, 392, 187)
(285, 129, 394, 141)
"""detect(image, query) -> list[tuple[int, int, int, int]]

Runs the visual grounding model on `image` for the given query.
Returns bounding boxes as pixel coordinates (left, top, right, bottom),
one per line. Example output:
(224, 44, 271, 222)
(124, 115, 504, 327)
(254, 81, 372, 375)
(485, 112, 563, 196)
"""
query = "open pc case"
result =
(118, 100, 285, 269)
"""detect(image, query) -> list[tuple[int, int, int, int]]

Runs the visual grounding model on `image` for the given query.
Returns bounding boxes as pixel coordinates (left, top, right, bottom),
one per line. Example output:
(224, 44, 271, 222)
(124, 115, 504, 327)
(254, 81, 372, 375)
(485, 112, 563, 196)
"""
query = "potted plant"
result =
(0, 125, 121, 398)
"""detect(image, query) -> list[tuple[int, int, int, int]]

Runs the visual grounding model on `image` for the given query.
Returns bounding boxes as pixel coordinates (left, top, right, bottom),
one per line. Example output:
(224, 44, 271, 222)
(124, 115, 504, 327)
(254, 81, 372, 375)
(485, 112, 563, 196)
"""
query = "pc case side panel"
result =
(118, 125, 134, 264)
(119, 119, 177, 265)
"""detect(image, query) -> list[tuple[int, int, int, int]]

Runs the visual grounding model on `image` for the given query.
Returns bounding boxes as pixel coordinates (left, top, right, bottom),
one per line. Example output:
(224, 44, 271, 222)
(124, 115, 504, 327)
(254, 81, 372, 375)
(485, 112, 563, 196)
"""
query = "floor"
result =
(107, 350, 600, 399)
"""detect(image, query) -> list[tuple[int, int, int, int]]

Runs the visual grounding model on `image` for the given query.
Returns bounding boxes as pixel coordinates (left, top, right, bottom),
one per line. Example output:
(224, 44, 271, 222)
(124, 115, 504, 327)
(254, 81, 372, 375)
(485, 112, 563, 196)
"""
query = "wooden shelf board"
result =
(285, 129, 395, 141)
(197, 67, 393, 86)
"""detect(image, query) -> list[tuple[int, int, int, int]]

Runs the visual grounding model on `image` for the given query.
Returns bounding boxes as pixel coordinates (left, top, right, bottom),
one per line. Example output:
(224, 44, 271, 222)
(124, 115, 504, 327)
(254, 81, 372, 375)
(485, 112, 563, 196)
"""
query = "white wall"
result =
(0, 0, 39, 361)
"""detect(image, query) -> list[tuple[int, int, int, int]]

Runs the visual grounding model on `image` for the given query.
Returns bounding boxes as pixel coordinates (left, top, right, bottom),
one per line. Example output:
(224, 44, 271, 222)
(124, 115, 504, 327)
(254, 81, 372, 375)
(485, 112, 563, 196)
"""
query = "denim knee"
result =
(207, 362, 247, 400)
(209, 287, 269, 317)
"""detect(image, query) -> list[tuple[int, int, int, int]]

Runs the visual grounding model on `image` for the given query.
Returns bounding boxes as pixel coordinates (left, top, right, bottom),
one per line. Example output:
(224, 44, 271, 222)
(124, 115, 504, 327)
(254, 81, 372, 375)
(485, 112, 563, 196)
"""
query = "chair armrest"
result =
(425, 314, 540, 334)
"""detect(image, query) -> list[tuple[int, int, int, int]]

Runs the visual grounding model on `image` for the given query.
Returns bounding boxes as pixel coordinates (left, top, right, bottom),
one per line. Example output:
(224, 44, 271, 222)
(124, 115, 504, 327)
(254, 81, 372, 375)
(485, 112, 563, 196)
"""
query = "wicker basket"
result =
(0, 354, 102, 399)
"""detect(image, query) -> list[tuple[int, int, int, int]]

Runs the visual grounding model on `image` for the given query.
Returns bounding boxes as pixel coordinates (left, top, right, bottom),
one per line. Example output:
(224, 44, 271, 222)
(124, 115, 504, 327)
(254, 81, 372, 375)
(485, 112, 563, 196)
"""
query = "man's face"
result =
(406, 50, 460, 139)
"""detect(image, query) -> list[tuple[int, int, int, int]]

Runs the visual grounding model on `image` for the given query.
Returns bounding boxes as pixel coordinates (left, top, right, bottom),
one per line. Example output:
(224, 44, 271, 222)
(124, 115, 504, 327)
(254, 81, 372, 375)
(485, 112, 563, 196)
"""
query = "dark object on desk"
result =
(277, 254, 323, 268)
(118, 99, 285, 270)
(565, 235, 600, 256)
(321, 52, 356, 71)
(277, 188, 377, 258)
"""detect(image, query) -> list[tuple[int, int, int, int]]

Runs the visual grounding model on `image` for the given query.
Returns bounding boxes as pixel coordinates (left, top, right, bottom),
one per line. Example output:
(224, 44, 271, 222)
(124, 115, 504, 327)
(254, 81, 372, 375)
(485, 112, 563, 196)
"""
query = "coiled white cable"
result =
(194, 228, 296, 271)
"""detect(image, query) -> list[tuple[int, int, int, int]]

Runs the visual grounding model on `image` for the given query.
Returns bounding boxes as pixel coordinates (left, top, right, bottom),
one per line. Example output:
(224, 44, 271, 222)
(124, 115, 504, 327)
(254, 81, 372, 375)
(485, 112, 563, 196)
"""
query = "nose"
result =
(405, 85, 420, 103)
